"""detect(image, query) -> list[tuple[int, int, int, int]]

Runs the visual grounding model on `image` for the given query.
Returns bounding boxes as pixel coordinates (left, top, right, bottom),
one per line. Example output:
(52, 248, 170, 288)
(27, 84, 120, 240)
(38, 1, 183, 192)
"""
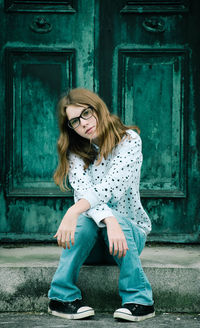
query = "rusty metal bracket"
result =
(142, 18, 165, 33)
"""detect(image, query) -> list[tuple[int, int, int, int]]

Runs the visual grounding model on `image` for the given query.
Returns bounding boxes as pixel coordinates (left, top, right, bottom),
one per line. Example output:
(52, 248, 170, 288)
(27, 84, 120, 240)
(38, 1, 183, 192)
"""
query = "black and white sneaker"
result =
(48, 299, 95, 320)
(114, 303, 155, 322)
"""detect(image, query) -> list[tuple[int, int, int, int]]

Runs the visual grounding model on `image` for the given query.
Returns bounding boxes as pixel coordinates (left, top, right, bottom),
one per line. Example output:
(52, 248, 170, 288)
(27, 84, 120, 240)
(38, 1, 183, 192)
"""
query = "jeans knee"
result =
(111, 212, 146, 255)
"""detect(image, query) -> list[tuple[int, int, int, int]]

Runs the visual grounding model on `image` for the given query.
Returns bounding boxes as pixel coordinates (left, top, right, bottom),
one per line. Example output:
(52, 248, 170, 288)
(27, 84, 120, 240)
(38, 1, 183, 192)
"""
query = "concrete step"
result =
(0, 244, 200, 313)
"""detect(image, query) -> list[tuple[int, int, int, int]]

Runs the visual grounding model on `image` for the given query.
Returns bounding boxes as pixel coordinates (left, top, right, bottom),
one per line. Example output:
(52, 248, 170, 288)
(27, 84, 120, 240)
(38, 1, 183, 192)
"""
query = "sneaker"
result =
(114, 303, 155, 322)
(48, 299, 95, 320)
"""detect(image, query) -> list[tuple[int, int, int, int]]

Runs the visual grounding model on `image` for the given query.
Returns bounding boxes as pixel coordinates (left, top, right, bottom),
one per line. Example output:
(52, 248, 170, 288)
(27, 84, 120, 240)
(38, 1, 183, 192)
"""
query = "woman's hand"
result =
(54, 208, 78, 249)
(103, 216, 129, 259)
(54, 198, 91, 249)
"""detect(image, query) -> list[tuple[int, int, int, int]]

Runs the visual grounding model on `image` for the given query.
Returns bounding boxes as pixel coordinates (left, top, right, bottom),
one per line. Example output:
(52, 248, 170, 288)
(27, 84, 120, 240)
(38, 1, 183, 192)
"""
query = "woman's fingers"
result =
(109, 238, 129, 258)
(109, 239, 114, 255)
(54, 229, 75, 249)
(71, 231, 75, 246)
(105, 216, 129, 259)
(113, 241, 118, 257)
(122, 239, 129, 257)
(54, 211, 78, 249)
(117, 240, 123, 258)
(55, 231, 62, 247)
(117, 239, 128, 258)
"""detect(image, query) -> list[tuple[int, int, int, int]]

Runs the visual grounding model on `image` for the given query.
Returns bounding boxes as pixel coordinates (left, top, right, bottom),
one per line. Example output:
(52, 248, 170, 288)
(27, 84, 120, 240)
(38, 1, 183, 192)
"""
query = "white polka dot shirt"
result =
(68, 130, 152, 235)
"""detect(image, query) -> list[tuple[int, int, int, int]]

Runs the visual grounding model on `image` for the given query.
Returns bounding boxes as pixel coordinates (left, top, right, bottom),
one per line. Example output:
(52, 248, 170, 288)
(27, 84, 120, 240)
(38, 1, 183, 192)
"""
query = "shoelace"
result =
(125, 303, 140, 312)
(132, 304, 139, 311)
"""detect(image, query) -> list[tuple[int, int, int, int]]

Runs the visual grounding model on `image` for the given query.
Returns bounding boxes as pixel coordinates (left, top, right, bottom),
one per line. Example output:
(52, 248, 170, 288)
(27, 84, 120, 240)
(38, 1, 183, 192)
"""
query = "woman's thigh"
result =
(75, 214, 99, 244)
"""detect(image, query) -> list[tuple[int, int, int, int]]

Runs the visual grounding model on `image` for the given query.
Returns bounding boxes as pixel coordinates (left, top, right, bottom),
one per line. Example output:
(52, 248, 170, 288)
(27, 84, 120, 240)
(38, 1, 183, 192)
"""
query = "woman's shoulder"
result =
(68, 152, 84, 167)
(126, 129, 140, 139)
(112, 129, 141, 156)
(122, 129, 141, 146)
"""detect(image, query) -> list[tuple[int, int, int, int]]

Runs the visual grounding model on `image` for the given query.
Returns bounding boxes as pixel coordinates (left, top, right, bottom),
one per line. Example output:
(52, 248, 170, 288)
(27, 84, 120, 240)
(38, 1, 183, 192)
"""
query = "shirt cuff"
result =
(80, 191, 99, 208)
(86, 208, 114, 228)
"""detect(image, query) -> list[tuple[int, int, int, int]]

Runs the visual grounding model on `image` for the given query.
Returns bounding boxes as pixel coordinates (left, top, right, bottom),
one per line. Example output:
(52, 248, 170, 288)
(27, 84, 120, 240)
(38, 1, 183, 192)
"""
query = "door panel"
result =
(118, 50, 186, 198)
(5, 0, 76, 13)
(5, 48, 75, 196)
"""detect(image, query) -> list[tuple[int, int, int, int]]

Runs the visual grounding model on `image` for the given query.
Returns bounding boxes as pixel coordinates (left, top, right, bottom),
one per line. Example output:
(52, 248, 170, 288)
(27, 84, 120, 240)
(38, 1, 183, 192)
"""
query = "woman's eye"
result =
(82, 108, 91, 117)
(83, 110, 89, 116)
(71, 118, 78, 125)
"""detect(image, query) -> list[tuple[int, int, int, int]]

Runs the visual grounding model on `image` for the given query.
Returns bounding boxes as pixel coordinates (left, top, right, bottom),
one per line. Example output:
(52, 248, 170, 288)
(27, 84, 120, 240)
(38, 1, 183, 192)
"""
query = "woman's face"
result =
(66, 104, 99, 143)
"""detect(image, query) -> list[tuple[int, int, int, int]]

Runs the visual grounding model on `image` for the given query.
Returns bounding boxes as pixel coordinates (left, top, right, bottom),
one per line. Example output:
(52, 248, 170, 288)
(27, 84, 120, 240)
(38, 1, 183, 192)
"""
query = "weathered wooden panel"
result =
(98, 0, 200, 243)
(4, 0, 76, 12)
(0, 0, 199, 243)
(0, 198, 74, 240)
(5, 48, 75, 197)
(0, 0, 96, 241)
(118, 49, 187, 198)
(120, 0, 190, 14)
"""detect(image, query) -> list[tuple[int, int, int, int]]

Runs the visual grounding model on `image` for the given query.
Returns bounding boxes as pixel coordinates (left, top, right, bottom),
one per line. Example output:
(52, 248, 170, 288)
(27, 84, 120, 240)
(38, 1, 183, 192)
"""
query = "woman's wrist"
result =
(68, 198, 91, 216)
(103, 216, 117, 225)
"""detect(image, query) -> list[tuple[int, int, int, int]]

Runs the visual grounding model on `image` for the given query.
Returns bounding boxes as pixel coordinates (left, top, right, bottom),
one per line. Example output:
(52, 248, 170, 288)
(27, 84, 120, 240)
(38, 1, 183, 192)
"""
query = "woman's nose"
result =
(79, 117, 88, 127)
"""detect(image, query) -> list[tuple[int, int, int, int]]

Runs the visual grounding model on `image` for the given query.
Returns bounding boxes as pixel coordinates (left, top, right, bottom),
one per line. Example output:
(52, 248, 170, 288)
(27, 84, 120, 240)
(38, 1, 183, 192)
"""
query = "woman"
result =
(48, 88, 155, 322)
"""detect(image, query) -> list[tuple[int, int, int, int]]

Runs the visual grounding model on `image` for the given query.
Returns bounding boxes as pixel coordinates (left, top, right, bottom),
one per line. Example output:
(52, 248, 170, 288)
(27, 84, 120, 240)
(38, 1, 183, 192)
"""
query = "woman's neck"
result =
(91, 137, 100, 146)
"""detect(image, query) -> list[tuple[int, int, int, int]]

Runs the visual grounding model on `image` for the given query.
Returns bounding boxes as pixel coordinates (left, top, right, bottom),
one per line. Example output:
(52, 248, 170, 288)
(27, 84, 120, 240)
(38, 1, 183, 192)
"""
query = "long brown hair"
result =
(54, 88, 140, 191)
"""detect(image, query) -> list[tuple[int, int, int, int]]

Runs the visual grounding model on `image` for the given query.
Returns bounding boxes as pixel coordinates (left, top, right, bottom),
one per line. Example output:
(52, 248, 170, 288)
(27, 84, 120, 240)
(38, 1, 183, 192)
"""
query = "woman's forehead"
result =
(66, 104, 87, 119)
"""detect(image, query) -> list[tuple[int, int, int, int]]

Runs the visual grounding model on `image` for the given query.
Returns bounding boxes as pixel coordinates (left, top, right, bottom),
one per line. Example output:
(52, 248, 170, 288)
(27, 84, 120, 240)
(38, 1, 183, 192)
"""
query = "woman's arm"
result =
(55, 153, 115, 249)
(55, 199, 128, 258)
(103, 216, 129, 258)
(56, 131, 141, 254)
(54, 198, 90, 249)
(68, 153, 115, 227)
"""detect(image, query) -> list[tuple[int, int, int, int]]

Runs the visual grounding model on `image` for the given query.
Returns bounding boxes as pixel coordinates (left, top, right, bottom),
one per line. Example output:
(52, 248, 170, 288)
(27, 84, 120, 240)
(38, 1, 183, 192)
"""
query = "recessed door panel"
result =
(6, 49, 75, 196)
(118, 50, 186, 198)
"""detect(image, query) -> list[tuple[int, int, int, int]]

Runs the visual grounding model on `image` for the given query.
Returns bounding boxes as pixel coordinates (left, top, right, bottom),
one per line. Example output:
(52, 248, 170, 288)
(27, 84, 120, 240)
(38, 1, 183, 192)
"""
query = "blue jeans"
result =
(48, 212, 154, 306)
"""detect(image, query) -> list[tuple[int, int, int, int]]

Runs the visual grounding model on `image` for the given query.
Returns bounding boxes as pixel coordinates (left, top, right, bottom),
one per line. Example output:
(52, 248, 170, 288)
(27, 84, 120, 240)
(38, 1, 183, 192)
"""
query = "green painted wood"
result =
(0, 0, 96, 241)
(5, 0, 76, 13)
(99, 0, 200, 243)
(0, 0, 199, 243)
(118, 50, 186, 198)
(120, 0, 190, 14)
(5, 48, 75, 197)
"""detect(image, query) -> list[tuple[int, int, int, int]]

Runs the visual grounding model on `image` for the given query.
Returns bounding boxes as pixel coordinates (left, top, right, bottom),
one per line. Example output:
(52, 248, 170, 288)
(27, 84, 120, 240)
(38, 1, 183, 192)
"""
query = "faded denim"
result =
(48, 212, 153, 306)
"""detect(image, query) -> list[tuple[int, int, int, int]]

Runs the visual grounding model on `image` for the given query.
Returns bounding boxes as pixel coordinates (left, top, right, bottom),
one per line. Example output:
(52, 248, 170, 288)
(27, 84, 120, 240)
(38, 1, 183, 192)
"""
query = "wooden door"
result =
(98, 0, 200, 242)
(0, 0, 96, 241)
(0, 0, 199, 243)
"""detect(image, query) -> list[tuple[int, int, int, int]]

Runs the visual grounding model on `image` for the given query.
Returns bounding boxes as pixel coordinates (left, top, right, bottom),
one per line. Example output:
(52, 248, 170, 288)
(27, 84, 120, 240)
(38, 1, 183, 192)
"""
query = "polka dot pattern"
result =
(68, 130, 151, 234)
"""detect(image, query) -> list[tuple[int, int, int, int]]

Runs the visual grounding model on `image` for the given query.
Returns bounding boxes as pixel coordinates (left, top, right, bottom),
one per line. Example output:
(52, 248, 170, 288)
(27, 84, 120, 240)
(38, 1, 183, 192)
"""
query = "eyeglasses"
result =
(67, 107, 94, 129)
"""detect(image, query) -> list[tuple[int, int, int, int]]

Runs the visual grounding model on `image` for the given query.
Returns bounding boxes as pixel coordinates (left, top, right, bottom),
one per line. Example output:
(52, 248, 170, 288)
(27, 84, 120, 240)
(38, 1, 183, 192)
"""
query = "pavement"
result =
(0, 312, 200, 328)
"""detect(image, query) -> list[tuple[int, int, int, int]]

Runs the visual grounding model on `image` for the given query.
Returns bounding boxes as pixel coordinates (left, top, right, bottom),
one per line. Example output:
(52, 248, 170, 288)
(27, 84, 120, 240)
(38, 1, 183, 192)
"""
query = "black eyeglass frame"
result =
(67, 106, 94, 129)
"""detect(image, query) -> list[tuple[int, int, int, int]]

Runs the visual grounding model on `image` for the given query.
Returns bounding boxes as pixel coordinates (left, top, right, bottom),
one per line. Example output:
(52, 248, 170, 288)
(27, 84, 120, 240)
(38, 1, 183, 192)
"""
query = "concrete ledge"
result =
(0, 244, 200, 313)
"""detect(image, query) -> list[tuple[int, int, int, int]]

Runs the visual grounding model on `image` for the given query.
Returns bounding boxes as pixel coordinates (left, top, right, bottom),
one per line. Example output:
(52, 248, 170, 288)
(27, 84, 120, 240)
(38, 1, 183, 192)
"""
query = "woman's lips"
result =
(86, 127, 94, 134)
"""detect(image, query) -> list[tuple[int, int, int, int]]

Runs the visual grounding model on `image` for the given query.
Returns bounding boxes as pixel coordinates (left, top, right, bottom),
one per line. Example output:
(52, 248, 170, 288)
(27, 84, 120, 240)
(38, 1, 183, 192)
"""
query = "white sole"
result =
(48, 307, 95, 320)
(114, 310, 155, 322)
